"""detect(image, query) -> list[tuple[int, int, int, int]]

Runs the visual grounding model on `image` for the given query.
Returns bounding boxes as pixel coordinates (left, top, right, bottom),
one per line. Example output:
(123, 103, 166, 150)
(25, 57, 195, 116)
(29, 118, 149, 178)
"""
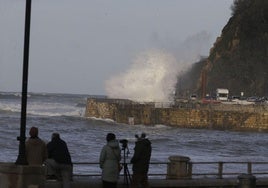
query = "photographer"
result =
(130, 133, 152, 188)
(99, 133, 121, 188)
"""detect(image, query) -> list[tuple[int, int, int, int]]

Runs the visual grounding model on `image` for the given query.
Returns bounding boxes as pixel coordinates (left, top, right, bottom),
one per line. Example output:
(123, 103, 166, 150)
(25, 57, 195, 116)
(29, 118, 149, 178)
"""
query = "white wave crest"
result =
(105, 49, 179, 103)
(0, 101, 84, 117)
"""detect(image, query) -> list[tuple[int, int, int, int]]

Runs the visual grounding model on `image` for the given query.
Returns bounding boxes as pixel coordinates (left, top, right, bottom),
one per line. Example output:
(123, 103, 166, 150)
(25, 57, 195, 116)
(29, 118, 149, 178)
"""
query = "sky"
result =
(0, 0, 234, 99)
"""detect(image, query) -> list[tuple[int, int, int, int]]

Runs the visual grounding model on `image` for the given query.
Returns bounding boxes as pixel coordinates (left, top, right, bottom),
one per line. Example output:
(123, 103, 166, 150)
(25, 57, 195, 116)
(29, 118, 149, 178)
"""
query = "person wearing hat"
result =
(99, 133, 121, 188)
(131, 133, 152, 188)
(25, 126, 47, 165)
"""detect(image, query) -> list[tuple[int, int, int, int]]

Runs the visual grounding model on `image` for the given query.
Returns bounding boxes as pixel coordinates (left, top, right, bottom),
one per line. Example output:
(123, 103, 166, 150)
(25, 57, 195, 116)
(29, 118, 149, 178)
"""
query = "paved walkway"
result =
(45, 177, 268, 188)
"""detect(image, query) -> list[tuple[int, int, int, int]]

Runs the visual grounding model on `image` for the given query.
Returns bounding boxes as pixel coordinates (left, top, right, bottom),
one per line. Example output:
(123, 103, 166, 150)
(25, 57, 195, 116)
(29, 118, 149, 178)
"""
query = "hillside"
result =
(177, 0, 268, 98)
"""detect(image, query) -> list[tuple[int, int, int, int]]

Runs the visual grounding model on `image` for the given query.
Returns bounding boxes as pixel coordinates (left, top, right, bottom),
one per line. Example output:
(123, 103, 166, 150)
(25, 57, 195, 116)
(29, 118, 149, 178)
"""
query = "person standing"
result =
(25, 126, 47, 165)
(45, 133, 73, 188)
(130, 133, 152, 188)
(99, 133, 121, 188)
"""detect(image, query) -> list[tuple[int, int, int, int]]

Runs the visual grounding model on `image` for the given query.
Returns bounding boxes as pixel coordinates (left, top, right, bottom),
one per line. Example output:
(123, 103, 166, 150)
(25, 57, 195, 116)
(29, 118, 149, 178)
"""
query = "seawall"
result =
(85, 98, 268, 131)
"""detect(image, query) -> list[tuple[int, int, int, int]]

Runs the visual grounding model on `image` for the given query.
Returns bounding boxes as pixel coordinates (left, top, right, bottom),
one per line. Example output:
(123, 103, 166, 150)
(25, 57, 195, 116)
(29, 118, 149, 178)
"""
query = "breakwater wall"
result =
(85, 98, 268, 131)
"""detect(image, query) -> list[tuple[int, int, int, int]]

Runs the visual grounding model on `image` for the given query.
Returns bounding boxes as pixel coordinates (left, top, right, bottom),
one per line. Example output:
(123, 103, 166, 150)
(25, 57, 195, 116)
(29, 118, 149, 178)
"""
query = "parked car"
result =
(189, 94, 197, 100)
(202, 96, 220, 104)
(247, 96, 259, 102)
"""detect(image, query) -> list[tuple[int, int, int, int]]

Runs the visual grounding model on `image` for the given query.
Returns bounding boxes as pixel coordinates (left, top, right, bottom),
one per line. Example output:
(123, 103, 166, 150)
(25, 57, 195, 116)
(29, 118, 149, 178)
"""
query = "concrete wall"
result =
(85, 98, 268, 131)
(0, 163, 46, 188)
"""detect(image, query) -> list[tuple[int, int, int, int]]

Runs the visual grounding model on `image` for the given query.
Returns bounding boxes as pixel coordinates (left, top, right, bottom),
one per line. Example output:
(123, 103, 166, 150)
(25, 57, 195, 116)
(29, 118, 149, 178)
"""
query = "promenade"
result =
(1, 156, 268, 188)
(45, 176, 268, 188)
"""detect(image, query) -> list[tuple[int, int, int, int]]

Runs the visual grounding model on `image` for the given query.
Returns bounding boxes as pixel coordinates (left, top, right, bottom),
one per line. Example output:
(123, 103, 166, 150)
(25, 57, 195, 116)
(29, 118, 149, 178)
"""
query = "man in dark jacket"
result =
(45, 133, 72, 188)
(130, 133, 152, 188)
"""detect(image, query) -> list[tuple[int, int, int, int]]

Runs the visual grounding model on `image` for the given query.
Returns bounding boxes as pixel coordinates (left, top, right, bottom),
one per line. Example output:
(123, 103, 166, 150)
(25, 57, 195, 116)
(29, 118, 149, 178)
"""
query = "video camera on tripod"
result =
(119, 139, 128, 149)
(119, 139, 132, 187)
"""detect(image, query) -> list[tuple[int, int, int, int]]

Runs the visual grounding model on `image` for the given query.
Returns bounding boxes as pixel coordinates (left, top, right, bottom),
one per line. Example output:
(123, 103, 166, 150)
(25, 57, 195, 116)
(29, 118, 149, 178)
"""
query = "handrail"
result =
(190, 161, 268, 178)
(72, 161, 268, 178)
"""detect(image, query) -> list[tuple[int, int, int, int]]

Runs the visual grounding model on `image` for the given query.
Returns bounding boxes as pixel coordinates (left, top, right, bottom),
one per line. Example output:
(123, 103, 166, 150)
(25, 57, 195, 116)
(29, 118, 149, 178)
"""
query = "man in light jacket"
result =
(25, 126, 47, 165)
(99, 133, 121, 188)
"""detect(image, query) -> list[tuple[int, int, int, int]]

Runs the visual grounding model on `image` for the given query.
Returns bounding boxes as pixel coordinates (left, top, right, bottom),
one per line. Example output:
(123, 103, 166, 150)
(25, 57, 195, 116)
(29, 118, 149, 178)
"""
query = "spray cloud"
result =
(105, 31, 212, 102)
(105, 49, 179, 102)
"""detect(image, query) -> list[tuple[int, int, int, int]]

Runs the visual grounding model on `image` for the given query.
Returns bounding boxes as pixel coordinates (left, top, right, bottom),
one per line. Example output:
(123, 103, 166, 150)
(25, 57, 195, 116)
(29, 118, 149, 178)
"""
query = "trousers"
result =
(130, 172, 150, 188)
(45, 158, 73, 188)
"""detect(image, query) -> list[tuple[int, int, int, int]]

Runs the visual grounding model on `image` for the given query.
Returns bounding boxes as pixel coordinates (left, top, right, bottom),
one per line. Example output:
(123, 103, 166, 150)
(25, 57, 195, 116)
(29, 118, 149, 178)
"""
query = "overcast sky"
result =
(0, 0, 233, 96)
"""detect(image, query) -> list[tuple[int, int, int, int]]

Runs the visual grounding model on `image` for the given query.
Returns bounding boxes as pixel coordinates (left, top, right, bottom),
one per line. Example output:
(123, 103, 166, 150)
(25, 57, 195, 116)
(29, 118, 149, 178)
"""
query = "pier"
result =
(85, 98, 268, 132)
(1, 156, 268, 188)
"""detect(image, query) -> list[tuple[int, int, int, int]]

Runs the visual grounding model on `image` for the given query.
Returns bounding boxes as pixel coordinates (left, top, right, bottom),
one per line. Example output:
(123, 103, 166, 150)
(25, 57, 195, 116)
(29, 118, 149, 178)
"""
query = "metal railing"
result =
(72, 161, 268, 179)
(190, 161, 268, 178)
(72, 162, 168, 177)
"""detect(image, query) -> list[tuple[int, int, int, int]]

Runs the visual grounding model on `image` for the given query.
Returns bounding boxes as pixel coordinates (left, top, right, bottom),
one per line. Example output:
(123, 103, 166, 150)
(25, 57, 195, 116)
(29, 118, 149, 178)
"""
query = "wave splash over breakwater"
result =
(105, 50, 179, 103)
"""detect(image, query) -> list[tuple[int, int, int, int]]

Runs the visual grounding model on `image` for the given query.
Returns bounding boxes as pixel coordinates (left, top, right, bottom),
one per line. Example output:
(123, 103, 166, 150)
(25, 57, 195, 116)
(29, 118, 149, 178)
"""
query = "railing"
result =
(190, 161, 268, 178)
(72, 162, 168, 178)
(72, 161, 268, 179)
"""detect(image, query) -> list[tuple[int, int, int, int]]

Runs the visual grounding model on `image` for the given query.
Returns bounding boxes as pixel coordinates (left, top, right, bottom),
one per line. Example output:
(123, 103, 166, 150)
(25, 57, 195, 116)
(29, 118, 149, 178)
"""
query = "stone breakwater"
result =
(85, 98, 268, 132)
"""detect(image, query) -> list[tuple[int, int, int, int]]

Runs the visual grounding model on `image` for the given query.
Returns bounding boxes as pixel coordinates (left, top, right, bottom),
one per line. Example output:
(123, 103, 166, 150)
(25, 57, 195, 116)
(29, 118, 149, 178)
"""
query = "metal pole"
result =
(15, 0, 32, 165)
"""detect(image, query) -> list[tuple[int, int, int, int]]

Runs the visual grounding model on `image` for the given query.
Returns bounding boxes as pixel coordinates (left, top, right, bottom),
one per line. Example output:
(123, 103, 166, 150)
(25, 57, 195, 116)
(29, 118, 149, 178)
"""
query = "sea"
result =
(0, 91, 268, 176)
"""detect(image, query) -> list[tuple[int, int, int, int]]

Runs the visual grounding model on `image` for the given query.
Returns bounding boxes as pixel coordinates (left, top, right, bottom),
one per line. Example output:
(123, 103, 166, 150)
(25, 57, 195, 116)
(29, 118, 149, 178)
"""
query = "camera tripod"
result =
(121, 146, 132, 188)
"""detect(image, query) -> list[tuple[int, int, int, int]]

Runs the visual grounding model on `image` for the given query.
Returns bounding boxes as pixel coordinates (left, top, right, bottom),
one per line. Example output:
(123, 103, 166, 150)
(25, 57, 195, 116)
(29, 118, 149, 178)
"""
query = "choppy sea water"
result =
(0, 92, 267, 176)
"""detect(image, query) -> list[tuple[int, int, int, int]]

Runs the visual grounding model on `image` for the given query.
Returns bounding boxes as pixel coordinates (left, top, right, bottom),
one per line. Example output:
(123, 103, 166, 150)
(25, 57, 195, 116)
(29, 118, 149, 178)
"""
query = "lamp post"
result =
(15, 0, 32, 165)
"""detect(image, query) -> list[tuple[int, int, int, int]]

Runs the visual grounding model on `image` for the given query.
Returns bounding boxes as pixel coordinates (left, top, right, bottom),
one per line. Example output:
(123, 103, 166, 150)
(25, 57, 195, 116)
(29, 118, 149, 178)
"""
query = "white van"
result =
(216, 88, 229, 101)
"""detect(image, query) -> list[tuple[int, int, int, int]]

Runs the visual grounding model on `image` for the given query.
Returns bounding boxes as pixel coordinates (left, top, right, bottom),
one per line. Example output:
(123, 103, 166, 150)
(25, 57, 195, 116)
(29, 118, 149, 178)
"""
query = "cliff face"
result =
(179, 0, 268, 97)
